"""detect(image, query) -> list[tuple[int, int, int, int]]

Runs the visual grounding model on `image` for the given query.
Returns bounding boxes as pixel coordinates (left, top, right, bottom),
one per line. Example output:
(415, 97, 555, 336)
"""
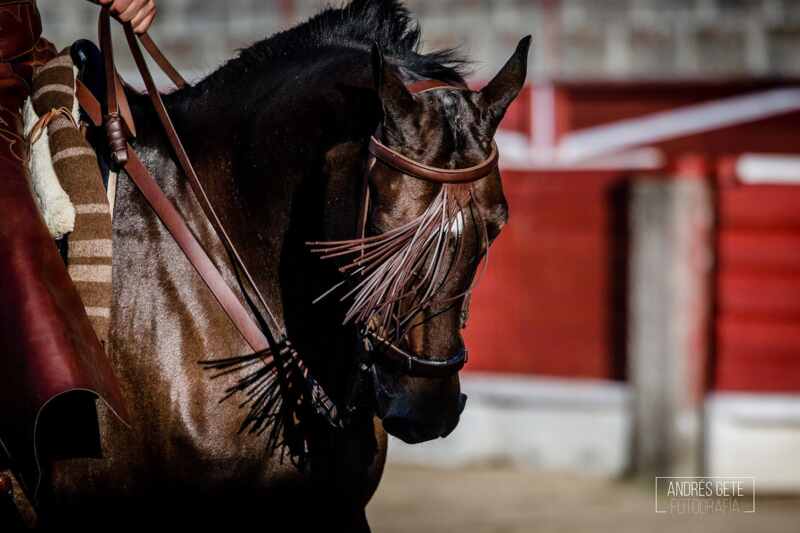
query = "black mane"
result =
(207, 0, 469, 88)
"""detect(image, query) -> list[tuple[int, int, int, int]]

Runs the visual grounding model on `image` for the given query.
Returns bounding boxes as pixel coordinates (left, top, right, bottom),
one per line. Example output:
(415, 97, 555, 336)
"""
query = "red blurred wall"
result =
(464, 81, 800, 390)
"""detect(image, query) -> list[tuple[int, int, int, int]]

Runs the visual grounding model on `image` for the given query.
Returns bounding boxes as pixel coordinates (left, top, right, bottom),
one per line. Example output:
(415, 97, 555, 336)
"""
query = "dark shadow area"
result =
(607, 179, 631, 382)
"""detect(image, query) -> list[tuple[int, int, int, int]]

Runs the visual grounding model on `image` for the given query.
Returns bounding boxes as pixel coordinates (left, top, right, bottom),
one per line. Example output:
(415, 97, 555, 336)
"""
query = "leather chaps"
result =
(0, 0, 126, 504)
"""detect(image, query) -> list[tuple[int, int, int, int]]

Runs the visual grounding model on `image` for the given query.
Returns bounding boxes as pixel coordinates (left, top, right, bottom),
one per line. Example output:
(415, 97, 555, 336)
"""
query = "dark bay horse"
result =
(42, 0, 529, 528)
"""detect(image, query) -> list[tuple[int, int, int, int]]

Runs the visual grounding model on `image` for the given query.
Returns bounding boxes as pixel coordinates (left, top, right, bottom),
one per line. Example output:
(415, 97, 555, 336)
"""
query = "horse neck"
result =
(123, 58, 381, 403)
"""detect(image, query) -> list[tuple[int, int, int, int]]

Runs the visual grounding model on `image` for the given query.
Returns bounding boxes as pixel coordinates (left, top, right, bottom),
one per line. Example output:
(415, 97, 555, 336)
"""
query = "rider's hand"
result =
(92, 0, 157, 34)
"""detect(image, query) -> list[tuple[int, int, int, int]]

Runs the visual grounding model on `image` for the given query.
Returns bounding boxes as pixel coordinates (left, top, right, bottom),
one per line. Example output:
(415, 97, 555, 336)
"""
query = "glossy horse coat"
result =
(40, 1, 528, 528)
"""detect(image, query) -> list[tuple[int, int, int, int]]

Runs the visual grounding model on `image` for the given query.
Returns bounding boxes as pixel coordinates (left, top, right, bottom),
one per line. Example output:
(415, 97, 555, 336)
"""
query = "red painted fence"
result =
(463, 169, 629, 380)
(714, 173, 800, 392)
(464, 81, 800, 392)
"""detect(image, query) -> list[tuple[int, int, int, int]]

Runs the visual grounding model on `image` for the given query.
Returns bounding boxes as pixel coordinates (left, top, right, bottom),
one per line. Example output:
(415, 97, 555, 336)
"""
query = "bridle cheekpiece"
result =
(356, 80, 499, 379)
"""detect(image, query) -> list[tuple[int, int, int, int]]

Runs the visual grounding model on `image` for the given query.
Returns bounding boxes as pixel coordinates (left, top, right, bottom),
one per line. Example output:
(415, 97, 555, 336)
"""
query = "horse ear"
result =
(479, 36, 531, 129)
(371, 43, 415, 125)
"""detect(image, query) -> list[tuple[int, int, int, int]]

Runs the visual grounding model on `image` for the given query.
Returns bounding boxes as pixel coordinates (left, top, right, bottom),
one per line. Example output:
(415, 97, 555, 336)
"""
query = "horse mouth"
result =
(382, 418, 445, 444)
(374, 373, 468, 444)
(382, 394, 466, 443)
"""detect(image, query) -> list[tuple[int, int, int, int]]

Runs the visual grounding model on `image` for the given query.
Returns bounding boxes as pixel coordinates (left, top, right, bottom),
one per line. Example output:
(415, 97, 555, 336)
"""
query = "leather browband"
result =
(368, 136, 498, 184)
(368, 82, 498, 184)
(405, 79, 459, 94)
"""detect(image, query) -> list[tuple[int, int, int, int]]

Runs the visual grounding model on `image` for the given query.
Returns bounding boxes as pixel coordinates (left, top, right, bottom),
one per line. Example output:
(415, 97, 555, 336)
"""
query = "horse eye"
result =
(486, 214, 507, 242)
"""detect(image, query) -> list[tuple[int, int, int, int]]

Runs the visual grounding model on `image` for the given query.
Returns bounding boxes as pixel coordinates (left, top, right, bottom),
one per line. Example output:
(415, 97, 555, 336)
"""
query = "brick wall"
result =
(38, 0, 800, 82)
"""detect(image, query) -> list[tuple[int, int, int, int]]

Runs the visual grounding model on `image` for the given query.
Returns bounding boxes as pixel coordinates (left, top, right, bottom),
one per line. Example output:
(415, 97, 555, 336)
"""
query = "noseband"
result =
(357, 80, 499, 379)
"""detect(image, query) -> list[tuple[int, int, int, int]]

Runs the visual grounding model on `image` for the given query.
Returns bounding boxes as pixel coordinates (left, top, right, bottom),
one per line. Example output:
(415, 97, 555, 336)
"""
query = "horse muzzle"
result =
(371, 364, 467, 444)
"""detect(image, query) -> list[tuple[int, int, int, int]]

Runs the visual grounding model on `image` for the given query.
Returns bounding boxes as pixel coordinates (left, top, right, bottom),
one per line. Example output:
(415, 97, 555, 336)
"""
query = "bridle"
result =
(353, 80, 500, 379)
(79, 9, 285, 356)
(76, 13, 498, 429)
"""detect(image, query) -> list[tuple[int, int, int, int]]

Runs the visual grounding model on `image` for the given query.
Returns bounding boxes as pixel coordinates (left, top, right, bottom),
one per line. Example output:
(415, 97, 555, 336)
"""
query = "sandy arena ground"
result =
(368, 465, 800, 533)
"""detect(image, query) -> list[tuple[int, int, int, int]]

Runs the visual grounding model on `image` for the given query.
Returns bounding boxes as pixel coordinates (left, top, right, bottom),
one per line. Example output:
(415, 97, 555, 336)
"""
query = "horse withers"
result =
(41, 0, 529, 528)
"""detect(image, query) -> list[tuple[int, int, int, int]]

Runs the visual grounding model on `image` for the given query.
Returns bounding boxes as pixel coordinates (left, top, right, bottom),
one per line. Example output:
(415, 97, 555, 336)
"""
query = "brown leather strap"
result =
(115, 75, 136, 138)
(99, 8, 128, 166)
(97, 10, 135, 134)
(369, 83, 498, 184)
(86, 13, 283, 353)
(368, 136, 498, 184)
(124, 150, 272, 353)
(138, 32, 187, 89)
(358, 81, 497, 270)
(99, 9, 115, 116)
(76, 79, 100, 125)
(78, 78, 272, 355)
(118, 21, 284, 341)
(78, 77, 132, 136)
(406, 79, 459, 94)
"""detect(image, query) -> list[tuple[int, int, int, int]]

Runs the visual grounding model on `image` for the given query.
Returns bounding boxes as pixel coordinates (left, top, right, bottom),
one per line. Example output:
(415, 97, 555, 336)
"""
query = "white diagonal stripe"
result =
(75, 203, 109, 214)
(85, 306, 111, 318)
(68, 264, 112, 283)
(51, 146, 96, 164)
(32, 83, 73, 101)
(69, 239, 112, 258)
(35, 54, 74, 73)
(558, 88, 800, 162)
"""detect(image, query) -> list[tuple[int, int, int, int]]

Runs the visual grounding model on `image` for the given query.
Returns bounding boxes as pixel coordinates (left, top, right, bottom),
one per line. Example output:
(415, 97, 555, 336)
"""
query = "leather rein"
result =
(357, 80, 499, 378)
(78, 12, 497, 381)
(79, 9, 282, 359)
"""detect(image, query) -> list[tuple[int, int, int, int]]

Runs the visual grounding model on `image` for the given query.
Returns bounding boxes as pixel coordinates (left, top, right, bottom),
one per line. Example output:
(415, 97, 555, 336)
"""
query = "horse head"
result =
(312, 36, 530, 443)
